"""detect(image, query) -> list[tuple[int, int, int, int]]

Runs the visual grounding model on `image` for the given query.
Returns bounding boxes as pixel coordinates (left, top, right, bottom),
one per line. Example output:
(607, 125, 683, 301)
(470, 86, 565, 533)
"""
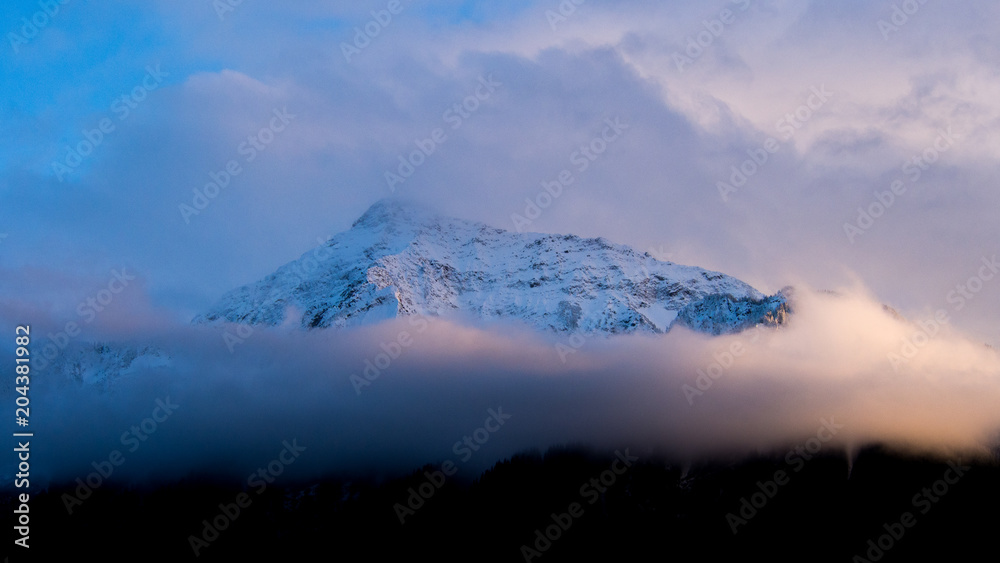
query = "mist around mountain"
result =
(195, 198, 790, 337)
(6, 205, 1000, 562)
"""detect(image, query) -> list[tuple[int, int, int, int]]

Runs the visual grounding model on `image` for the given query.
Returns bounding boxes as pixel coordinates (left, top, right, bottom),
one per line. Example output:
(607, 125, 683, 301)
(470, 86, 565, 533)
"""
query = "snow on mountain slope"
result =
(43, 342, 171, 390)
(195, 199, 789, 335)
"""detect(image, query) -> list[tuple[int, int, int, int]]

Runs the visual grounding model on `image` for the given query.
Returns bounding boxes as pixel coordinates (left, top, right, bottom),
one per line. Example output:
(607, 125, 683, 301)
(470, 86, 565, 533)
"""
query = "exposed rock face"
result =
(196, 199, 788, 335)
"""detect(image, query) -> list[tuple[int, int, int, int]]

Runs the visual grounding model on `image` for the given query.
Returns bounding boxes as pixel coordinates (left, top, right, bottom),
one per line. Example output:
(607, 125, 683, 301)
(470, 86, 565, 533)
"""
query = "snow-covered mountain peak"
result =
(195, 199, 790, 335)
(350, 197, 437, 230)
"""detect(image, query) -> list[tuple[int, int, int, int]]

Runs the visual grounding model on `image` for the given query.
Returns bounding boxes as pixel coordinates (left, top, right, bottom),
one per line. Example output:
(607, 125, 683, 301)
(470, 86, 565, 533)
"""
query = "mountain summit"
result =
(195, 199, 788, 335)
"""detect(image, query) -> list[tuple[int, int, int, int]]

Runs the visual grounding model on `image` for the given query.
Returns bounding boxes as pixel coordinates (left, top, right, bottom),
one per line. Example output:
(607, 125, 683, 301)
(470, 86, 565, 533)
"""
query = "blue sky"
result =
(2, 0, 1000, 345)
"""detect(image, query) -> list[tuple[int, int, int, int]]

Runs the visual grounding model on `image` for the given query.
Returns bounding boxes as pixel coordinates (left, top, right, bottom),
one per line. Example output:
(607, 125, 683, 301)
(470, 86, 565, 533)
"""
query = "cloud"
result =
(3, 0, 1000, 348)
(5, 285, 998, 488)
(3, 2, 1000, 497)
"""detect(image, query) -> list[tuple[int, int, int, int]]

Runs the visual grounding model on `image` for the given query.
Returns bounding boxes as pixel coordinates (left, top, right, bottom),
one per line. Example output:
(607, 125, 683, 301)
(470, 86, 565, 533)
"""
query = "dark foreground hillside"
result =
(4, 445, 998, 562)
